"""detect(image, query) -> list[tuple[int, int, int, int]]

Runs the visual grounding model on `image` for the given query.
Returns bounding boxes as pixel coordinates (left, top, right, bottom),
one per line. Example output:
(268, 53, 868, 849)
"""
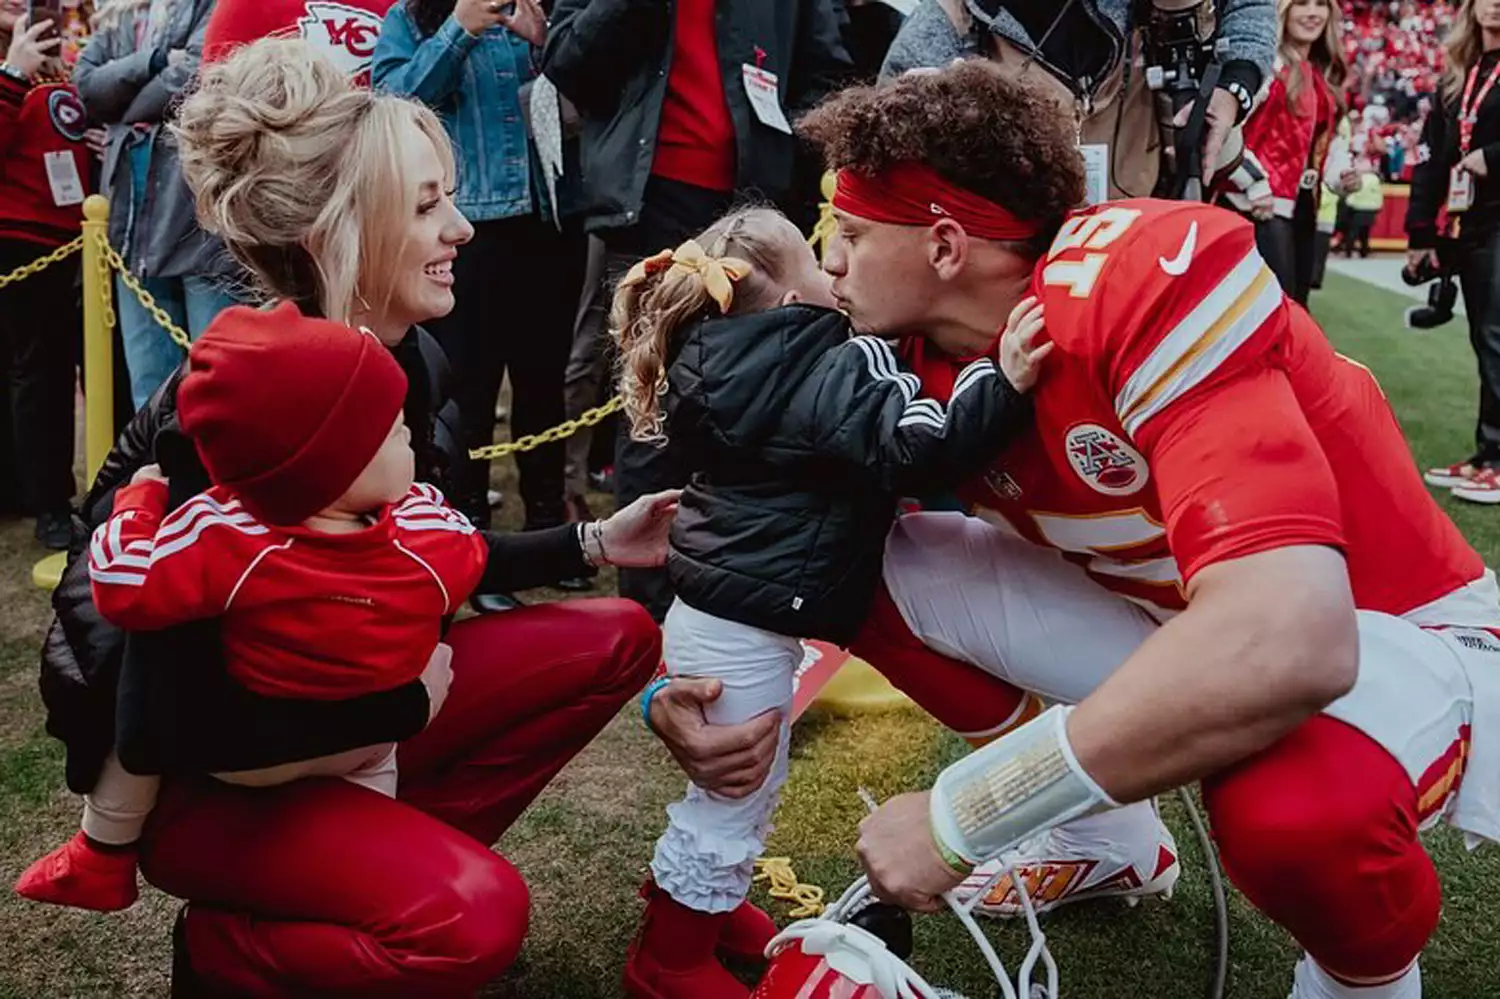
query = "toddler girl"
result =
(16, 301, 486, 912)
(614, 206, 1049, 998)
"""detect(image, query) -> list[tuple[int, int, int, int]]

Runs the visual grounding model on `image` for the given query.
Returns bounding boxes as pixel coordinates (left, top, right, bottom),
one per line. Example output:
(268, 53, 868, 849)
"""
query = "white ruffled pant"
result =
(651, 599, 801, 913)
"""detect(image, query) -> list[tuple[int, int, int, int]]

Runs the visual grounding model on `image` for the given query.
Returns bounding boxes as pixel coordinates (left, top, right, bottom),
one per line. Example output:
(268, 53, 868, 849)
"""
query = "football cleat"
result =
(955, 814, 1180, 918)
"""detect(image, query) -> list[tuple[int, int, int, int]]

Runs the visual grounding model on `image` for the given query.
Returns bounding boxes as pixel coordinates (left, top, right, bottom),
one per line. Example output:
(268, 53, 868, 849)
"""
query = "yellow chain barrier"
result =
(753, 857, 827, 918)
(0, 235, 83, 290)
(468, 394, 625, 460)
(93, 230, 192, 349)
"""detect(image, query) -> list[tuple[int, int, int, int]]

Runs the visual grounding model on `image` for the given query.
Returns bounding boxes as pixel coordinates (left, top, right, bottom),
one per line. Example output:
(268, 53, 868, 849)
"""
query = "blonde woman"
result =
(1238, 0, 1351, 304)
(37, 38, 685, 997)
(1408, 0, 1500, 504)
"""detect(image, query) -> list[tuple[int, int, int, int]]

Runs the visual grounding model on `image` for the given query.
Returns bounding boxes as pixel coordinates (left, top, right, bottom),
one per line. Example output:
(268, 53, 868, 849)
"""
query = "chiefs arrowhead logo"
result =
(1064, 422, 1148, 496)
(47, 89, 87, 143)
(296, 2, 385, 80)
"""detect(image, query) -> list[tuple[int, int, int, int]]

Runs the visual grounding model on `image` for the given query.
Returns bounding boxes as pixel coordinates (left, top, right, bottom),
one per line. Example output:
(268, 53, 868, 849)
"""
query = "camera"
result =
(1404, 271, 1459, 331)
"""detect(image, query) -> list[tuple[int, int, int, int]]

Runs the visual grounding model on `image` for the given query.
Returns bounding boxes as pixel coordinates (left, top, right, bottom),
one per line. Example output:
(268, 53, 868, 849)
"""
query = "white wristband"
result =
(929, 705, 1117, 868)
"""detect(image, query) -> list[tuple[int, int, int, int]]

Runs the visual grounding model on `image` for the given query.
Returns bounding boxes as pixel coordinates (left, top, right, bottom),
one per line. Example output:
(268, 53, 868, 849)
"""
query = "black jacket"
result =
(541, 0, 851, 233)
(1409, 50, 1500, 249)
(41, 327, 595, 792)
(664, 305, 1030, 644)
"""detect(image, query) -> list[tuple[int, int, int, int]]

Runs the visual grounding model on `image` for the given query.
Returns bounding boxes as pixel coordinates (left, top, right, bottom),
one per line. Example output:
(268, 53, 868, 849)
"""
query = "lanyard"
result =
(1460, 58, 1500, 155)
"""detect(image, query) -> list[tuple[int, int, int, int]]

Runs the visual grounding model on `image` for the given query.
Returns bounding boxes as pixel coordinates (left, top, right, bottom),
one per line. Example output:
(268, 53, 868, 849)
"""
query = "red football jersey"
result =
(905, 199, 1482, 617)
(90, 480, 487, 699)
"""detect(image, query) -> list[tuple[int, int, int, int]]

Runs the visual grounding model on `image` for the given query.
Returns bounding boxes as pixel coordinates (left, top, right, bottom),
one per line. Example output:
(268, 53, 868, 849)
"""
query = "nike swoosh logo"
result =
(1158, 221, 1198, 277)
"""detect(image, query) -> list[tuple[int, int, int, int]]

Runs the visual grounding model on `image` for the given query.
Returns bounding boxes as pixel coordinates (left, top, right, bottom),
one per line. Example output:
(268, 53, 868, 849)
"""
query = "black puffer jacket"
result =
(664, 305, 1031, 644)
(41, 326, 593, 792)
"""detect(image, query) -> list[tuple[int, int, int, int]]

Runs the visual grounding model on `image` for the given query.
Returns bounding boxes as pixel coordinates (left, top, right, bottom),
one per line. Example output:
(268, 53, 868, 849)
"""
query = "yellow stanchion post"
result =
(33, 195, 111, 591)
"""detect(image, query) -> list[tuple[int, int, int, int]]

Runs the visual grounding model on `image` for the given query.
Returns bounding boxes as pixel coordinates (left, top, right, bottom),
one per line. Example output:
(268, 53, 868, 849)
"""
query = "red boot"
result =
(638, 881, 777, 964)
(15, 832, 139, 912)
(624, 885, 749, 999)
(720, 899, 778, 962)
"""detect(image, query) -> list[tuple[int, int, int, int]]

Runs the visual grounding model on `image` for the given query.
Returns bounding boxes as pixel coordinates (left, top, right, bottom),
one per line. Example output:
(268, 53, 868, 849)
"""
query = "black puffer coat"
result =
(41, 327, 592, 792)
(663, 305, 1031, 644)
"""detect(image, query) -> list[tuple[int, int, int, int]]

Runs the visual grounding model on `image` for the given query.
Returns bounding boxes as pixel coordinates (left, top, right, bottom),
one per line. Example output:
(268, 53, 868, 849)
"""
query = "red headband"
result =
(832, 163, 1041, 241)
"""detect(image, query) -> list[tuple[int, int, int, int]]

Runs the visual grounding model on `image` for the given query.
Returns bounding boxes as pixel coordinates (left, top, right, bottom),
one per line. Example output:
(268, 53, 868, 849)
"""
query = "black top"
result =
(41, 327, 595, 791)
(1409, 49, 1500, 248)
(663, 305, 1031, 643)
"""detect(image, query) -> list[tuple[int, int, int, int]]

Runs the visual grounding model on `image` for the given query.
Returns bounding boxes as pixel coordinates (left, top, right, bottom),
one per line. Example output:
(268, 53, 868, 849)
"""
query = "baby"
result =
(16, 301, 486, 912)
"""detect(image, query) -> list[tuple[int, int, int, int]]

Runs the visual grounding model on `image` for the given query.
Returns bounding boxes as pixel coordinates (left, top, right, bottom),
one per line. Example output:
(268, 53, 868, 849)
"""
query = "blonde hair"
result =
(173, 37, 454, 325)
(1279, 0, 1348, 114)
(1445, 0, 1486, 102)
(611, 206, 795, 443)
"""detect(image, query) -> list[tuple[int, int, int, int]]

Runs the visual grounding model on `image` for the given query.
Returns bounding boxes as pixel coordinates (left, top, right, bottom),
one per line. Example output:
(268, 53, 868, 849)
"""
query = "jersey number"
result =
(1041, 207, 1143, 299)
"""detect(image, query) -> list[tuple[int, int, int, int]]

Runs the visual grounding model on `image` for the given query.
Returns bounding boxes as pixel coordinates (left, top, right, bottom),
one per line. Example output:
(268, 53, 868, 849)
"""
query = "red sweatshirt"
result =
(204, 0, 396, 84)
(0, 74, 91, 247)
(89, 480, 487, 699)
(652, 0, 736, 193)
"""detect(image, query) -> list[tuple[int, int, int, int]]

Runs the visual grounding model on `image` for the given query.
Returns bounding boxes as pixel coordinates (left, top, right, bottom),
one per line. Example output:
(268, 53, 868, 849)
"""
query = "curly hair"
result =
(799, 60, 1086, 250)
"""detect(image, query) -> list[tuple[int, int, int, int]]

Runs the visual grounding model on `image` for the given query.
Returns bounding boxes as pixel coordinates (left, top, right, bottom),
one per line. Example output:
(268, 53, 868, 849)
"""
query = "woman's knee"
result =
(421, 854, 531, 985)
(587, 597, 662, 686)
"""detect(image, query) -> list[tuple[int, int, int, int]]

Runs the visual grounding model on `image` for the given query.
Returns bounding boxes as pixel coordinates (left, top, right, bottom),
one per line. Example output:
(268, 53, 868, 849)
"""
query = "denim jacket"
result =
(372, 7, 536, 222)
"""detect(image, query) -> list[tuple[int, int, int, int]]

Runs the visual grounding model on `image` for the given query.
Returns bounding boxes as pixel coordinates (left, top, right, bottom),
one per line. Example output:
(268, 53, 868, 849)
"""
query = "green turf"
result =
(2, 270, 1500, 997)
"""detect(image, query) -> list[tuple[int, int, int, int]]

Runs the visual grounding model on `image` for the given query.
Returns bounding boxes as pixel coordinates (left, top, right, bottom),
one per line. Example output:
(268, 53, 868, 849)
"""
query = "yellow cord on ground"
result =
(754, 857, 826, 918)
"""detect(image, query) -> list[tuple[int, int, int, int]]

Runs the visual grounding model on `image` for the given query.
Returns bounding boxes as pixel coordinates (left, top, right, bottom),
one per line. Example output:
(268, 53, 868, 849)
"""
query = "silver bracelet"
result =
(576, 521, 610, 568)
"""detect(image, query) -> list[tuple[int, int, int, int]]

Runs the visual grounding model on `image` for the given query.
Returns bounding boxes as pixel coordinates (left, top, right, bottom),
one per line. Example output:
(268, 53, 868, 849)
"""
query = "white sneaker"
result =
(955, 804, 1180, 918)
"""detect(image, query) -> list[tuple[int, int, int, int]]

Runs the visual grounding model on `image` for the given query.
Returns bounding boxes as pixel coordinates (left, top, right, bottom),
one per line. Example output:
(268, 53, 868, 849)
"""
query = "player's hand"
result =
(131, 463, 168, 487)
(5, 15, 62, 80)
(998, 295, 1052, 393)
(1461, 149, 1490, 178)
(420, 643, 454, 723)
(858, 791, 963, 913)
(649, 677, 781, 798)
(455, 0, 513, 36)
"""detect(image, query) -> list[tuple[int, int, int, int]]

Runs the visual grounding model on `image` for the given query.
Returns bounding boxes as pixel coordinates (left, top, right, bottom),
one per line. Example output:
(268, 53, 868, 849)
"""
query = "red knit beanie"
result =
(178, 302, 408, 526)
(203, 0, 397, 83)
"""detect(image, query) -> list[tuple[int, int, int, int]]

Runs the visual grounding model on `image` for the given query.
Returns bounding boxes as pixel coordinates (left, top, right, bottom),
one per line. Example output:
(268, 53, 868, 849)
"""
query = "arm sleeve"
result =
(790, 337, 1032, 496)
(787, 0, 852, 114)
(371, 8, 478, 107)
(0, 73, 22, 147)
(541, 0, 670, 115)
(88, 481, 245, 630)
(119, 4, 210, 125)
(71, 27, 156, 123)
(878, 0, 972, 82)
(1406, 102, 1451, 249)
(1214, 0, 1277, 95)
(475, 524, 595, 595)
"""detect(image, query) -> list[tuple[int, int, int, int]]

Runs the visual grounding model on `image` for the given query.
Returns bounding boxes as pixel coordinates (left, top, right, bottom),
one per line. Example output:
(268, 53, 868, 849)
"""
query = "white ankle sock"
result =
(1290, 956, 1421, 999)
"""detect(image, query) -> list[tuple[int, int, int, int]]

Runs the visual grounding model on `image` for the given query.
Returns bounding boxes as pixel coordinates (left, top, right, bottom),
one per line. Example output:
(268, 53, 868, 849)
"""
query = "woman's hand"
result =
(1247, 191, 1275, 220)
(83, 127, 108, 162)
(499, 0, 547, 46)
(1338, 169, 1362, 195)
(649, 677, 781, 797)
(454, 0, 515, 37)
(1461, 148, 1490, 179)
(5, 15, 62, 80)
(997, 295, 1051, 393)
(597, 489, 681, 568)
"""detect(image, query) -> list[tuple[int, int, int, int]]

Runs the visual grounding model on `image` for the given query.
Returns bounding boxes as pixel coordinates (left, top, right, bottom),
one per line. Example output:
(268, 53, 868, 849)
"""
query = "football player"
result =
(796, 60, 1500, 999)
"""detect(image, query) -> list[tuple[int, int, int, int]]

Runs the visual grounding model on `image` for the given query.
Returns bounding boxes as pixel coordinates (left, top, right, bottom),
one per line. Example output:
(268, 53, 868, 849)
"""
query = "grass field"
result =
(3, 269, 1500, 998)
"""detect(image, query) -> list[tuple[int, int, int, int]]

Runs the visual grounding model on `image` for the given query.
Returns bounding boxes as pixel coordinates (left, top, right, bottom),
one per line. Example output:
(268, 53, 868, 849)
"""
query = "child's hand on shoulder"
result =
(998, 295, 1052, 393)
(131, 463, 169, 487)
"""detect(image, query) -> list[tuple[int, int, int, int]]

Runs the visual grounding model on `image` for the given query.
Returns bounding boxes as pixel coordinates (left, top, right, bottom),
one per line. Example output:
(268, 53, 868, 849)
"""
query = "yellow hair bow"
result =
(619, 239, 753, 313)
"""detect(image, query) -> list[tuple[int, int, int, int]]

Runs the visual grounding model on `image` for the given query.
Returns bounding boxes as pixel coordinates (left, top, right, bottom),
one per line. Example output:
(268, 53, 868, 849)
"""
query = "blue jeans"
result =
(116, 273, 238, 410)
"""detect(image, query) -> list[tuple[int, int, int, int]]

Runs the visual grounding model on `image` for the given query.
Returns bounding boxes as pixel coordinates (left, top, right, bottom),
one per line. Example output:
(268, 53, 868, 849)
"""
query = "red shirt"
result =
(89, 480, 487, 699)
(652, 0, 736, 193)
(0, 76, 91, 247)
(905, 199, 1482, 618)
(204, 0, 395, 85)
